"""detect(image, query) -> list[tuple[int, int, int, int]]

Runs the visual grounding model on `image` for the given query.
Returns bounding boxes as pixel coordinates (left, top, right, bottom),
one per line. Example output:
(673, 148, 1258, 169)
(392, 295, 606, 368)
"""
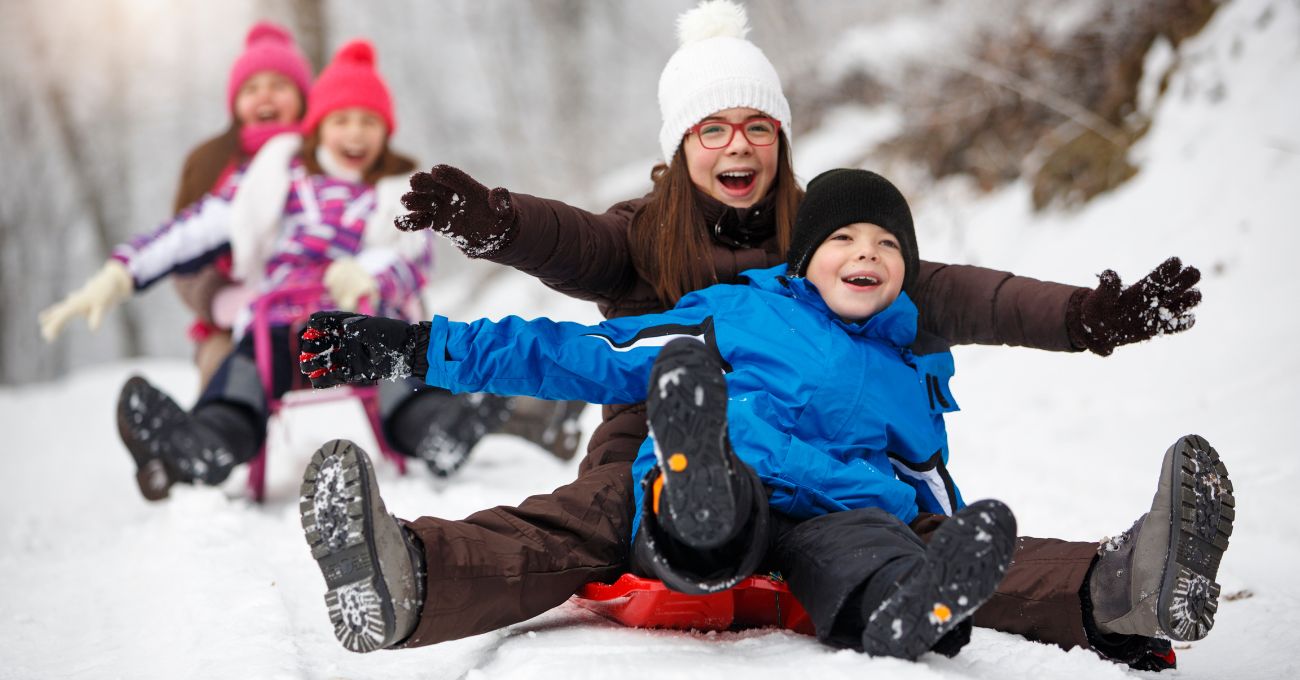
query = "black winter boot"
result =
(116, 376, 259, 500)
(300, 439, 425, 652)
(1089, 434, 1234, 641)
(860, 499, 1017, 661)
(387, 389, 512, 477)
(646, 338, 738, 550)
(497, 396, 588, 461)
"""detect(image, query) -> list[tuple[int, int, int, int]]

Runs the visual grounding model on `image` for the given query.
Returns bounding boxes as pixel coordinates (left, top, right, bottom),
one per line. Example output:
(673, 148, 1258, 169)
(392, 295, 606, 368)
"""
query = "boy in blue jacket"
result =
(297, 169, 1020, 659)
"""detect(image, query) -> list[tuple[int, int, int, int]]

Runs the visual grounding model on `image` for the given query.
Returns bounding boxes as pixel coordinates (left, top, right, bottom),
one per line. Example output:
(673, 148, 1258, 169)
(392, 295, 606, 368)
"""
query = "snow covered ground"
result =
(3, 0, 1298, 677)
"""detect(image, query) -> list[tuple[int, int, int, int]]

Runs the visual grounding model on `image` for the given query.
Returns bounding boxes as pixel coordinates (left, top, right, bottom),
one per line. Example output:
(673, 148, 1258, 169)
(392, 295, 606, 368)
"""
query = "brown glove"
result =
(1067, 257, 1201, 356)
(394, 164, 516, 257)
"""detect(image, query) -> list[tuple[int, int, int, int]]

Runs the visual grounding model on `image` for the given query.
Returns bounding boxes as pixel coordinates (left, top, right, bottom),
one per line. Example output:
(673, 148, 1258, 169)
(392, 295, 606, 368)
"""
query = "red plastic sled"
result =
(573, 573, 814, 635)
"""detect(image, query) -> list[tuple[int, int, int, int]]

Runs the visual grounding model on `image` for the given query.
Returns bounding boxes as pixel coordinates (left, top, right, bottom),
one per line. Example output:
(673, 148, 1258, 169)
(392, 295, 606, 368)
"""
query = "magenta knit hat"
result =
(226, 22, 313, 112)
(300, 40, 396, 134)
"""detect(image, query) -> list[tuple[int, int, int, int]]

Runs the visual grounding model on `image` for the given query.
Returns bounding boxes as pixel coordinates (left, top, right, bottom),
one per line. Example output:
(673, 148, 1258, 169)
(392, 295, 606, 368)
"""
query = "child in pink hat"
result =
(174, 21, 315, 390)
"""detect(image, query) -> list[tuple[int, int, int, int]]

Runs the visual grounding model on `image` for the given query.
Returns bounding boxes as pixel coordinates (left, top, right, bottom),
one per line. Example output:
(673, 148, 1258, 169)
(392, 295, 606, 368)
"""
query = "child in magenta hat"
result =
(39, 39, 513, 499)
(174, 21, 314, 390)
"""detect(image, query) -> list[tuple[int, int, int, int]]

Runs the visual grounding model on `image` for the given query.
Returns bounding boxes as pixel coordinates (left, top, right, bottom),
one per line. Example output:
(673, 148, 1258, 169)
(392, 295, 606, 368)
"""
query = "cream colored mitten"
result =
(324, 257, 379, 312)
(38, 260, 133, 342)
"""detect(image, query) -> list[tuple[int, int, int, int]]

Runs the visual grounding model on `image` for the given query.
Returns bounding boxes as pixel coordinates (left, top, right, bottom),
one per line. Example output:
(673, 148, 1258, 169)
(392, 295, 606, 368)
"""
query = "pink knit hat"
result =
(300, 40, 396, 134)
(226, 22, 313, 112)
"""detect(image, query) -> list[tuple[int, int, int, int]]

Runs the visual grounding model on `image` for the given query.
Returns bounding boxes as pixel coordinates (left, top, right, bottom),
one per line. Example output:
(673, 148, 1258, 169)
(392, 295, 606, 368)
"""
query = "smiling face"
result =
(805, 222, 906, 323)
(317, 107, 387, 175)
(232, 70, 303, 127)
(682, 107, 779, 209)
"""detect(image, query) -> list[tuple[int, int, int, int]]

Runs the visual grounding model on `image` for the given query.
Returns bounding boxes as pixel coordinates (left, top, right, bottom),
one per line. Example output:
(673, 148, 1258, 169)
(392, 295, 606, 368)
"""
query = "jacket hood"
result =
(742, 264, 918, 348)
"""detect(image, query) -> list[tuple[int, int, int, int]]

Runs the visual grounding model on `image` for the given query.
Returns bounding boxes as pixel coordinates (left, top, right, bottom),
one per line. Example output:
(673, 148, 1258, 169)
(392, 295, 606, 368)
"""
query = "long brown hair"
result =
(173, 123, 242, 212)
(300, 129, 417, 186)
(629, 132, 800, 306)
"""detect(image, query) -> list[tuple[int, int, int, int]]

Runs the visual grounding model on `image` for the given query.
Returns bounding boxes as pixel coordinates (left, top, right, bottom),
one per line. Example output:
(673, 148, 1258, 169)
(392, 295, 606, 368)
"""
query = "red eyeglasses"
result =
(688, 117, 781, 149)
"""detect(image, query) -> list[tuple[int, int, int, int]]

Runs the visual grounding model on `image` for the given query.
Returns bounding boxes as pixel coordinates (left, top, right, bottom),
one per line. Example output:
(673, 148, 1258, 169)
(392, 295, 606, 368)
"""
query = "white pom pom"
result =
(676, 0, 750, 46)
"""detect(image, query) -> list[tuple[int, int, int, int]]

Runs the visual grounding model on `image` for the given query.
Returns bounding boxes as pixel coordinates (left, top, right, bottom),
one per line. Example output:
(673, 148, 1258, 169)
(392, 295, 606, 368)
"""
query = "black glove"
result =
(1067, 257, 1201, 357)
(394, 164, 516, 257)
(299, 312, 431, 388)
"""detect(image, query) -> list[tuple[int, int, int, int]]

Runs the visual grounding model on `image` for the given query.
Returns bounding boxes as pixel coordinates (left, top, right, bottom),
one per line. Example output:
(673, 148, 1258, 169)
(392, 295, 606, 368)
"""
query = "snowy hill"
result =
(2, 0, 1298, 678)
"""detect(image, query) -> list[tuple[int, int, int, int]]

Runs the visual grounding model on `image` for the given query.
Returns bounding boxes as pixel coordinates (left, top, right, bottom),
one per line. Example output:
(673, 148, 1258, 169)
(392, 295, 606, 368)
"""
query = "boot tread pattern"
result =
(1161, 434, 1234, 641)
(648, 341, 736, 549)
(862, 499, 1016, 660)
(300, 439, 396, 653)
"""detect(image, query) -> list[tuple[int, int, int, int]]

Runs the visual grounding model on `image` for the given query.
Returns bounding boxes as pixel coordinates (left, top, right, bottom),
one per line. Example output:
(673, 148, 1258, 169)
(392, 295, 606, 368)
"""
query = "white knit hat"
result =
(657, 0, 792, 162)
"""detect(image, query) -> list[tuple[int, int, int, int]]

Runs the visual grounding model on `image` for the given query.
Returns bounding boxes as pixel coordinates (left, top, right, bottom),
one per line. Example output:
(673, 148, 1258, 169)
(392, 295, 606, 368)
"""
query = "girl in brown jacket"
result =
(298, 1, 1204, 667)
(168, 21, 314, 390)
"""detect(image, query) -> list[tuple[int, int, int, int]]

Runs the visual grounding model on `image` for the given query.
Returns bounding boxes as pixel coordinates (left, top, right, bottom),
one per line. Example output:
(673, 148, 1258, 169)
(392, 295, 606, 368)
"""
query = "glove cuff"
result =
(98, 259, 135, 301)
(1066, 287, 1116, 357)
(1065, 287, 1090, 351)
(406, 321, 432, 381)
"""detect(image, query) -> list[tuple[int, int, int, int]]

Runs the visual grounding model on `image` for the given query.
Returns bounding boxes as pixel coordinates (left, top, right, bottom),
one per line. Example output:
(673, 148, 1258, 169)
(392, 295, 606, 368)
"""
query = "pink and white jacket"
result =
(111, 133, 432, 336)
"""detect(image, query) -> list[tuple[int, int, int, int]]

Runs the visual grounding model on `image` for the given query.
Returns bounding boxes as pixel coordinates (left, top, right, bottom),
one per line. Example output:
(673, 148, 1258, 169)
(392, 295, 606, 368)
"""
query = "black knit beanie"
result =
(786, 169, 919, 293)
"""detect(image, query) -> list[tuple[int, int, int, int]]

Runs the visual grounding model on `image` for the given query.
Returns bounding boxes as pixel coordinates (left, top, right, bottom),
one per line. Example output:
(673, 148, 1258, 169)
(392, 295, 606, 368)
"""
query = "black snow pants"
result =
(631, 463, 942, 651)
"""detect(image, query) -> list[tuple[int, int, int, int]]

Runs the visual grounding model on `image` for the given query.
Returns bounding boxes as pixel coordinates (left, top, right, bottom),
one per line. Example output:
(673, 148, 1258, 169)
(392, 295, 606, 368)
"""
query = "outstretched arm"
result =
(395, 164, 643, 306)
(38, 185, 241, 342)
(911, 257, 1200, 355)
(299, 303, 717, 403)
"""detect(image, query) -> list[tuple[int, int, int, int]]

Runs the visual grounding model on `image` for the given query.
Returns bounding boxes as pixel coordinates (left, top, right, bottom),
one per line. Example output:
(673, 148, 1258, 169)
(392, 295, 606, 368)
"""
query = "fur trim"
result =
(365, 175, 429, 262)
(229, 132, 301, 284)
(228, 134, 427, 285)
(677, 0, 750, 45)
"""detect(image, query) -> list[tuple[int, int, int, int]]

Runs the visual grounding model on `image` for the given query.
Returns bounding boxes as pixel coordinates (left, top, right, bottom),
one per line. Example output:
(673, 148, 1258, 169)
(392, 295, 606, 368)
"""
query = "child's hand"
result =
(38, 260, 133, 342)
(1068, 257, 1201, 356)
(323, 258, 378, 312)
(394, 165, 515, 257)
(299, 311, 430, 388)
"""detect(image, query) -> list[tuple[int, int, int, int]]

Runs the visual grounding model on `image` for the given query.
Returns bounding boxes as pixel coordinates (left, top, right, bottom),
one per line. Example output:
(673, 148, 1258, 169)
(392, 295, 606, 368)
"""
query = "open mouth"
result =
(340, 147, 370, 162)
(717, 169, 756, 194)
(254, 107, 280, 123)
(842, 275, 881, 288)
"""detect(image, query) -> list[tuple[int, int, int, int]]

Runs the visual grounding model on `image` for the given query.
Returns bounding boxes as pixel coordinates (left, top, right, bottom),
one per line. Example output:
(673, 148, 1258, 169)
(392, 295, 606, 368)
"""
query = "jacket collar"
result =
(695, 189, 777, 249)
(744, 264, 918, 348)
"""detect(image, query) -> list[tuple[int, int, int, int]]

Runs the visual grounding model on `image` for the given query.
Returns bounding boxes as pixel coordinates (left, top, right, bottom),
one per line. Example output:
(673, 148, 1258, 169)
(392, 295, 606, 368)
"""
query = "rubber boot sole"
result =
(300, 439, 418, 653)
(646, 339, 735, 550)
(862, 499, 1017, 660)
(116, 376, 181, 501)
(1157, 434, 1234, 641)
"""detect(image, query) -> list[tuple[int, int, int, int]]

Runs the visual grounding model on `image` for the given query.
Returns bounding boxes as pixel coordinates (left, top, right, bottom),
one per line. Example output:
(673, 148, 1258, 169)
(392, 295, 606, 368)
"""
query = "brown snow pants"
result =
(402, 404, 1100, 650)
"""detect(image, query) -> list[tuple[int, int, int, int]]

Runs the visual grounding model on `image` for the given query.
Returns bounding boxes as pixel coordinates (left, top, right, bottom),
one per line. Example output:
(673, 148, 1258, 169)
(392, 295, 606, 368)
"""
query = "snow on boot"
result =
(646, 337, 737, 550)
(861, 499, 1017, 661)
(390, 390, 511, 477)
(1090, 434, 1234, 641)
(498, 396, 588, 461)
(116, 376, 243, 500)
(300, 439, 423, 653)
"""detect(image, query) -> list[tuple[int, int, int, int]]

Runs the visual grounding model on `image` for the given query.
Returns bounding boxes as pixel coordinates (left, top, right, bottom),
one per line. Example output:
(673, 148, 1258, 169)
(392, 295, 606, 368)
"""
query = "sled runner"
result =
(246, 284, 407, 501)
(574, 573, 814, 635)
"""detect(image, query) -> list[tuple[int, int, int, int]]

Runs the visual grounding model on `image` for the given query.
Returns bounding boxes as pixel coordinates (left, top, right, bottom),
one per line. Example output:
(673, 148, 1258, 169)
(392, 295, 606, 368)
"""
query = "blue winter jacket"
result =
(423, 264, 963, 539)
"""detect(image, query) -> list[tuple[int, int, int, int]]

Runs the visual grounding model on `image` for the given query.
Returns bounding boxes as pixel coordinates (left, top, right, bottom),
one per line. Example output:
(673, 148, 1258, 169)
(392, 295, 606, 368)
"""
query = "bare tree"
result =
(29, 3, 145, 363)
(285, 0, 330, 70)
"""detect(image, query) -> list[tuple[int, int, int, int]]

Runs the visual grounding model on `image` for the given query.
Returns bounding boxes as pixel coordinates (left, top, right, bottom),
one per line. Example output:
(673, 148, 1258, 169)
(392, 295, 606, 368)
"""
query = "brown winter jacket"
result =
(400, 189, 1088, 647)
(170, 129, 245, 324)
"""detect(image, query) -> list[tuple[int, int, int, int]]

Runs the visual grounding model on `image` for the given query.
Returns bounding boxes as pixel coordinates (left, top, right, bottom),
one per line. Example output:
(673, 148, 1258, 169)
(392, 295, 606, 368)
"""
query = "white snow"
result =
(3, 0, 1299, 677)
